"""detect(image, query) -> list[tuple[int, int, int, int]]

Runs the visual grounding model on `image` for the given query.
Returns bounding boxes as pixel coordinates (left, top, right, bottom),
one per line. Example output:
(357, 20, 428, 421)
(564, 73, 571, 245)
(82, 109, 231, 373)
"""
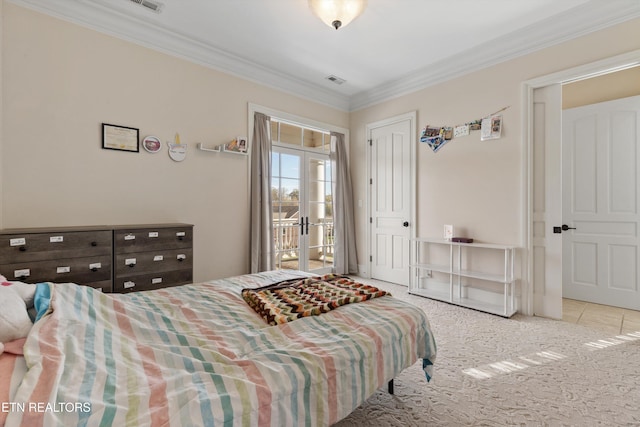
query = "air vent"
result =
(128, 0, 164, 13)
(325, 75, 346, 85)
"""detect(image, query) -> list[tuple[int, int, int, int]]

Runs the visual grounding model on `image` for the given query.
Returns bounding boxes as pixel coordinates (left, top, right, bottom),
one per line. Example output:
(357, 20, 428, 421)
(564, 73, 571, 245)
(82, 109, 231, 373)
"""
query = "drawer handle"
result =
(128, 263, 136, 268)
(91, 241, 98, 247)
(14, 269, 30, 279)
(91, 267, 99, 272)
(19, 246, 27, 252)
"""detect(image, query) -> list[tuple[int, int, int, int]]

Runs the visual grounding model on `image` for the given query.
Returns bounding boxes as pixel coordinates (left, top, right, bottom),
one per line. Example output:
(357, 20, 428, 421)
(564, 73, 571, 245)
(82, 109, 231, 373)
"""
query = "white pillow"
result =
(0, 275, 36, 344)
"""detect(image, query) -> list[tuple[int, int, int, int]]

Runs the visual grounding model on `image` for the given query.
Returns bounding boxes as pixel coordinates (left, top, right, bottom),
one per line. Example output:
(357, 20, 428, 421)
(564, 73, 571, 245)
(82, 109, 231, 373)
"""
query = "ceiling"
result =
(10, 0, 640, 111)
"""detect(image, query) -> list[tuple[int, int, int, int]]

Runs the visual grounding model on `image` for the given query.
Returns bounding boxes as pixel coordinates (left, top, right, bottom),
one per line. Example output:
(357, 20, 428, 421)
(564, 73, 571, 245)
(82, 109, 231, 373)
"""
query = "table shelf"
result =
(410, 238, 518, 317)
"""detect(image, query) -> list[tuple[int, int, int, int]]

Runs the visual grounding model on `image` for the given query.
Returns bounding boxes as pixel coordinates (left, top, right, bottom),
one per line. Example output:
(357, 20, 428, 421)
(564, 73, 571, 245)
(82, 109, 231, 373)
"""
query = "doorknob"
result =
(553, 224, 576, 233)
(403, 221, 409, 227)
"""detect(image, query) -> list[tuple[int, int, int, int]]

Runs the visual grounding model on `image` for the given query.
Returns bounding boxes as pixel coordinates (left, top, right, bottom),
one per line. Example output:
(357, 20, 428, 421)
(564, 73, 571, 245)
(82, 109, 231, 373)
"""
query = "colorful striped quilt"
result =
(242, 274, 389, 325)
(4, 271, 437, 427)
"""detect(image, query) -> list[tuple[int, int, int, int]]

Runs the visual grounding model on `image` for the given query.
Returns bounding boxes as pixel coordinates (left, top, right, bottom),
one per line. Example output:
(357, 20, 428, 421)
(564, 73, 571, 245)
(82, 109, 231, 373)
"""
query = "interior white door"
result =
(369, 119, 412, 285)
(562, 95, 640, 310)
(532, 84, 563, 319)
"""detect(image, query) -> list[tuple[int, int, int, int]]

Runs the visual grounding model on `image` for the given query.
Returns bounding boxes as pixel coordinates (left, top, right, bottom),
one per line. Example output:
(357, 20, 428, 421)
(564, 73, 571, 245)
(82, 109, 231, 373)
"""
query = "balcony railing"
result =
(274, 218, 334, 270)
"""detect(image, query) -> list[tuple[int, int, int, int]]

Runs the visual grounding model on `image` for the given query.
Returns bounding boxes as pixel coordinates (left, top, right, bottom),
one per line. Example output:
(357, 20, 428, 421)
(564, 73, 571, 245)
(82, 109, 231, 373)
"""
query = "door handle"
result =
(553, 224, 576, 233)
(403, 221, 409, 227)
(305, 217, 309, 235)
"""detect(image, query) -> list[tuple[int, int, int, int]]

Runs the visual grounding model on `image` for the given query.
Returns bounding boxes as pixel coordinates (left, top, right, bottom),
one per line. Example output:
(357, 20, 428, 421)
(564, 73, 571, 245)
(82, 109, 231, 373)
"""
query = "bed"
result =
(0, 270, 436, 426)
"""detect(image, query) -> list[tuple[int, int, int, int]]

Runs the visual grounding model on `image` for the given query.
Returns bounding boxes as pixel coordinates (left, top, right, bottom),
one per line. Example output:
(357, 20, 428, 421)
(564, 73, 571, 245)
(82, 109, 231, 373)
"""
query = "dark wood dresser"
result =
(0, 223, 193, 293)
(113, 224, 193, 293)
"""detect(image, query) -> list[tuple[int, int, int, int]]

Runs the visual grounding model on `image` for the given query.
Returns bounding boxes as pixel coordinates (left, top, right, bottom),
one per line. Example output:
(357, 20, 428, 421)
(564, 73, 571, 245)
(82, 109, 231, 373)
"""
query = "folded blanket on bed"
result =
(242, 274, 389, 325)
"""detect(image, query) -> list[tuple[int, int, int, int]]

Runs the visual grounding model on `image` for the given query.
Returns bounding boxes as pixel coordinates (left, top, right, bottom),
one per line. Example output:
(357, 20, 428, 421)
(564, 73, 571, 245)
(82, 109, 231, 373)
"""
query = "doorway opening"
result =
(271, 120, 334, 275)
(524, 51, 640, 318)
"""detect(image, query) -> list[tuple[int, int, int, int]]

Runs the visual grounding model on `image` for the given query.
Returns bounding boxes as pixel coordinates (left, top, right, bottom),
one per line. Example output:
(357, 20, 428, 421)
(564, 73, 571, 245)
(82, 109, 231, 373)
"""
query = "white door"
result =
(562, 95, 640, 310)
(369, 117, 412, 285)
(532, 84, 563, 319)
(305, 151, 334, 274)
(271, 147, 334, 274)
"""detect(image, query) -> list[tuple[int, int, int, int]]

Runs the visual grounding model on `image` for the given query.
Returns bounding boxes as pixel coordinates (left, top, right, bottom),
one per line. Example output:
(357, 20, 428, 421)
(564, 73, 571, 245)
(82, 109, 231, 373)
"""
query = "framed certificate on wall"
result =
(102, 123, 140, 152)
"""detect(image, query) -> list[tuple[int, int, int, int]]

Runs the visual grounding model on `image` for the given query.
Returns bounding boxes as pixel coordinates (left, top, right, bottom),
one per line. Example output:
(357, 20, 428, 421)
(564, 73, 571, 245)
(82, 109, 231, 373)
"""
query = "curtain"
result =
(331, 132, 358, 274)
(250, 112, 274, 273)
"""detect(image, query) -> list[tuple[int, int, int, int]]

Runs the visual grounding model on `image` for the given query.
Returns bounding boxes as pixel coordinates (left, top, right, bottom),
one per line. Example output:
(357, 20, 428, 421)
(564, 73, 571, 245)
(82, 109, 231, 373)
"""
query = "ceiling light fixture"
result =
(308, 0, 367, 30)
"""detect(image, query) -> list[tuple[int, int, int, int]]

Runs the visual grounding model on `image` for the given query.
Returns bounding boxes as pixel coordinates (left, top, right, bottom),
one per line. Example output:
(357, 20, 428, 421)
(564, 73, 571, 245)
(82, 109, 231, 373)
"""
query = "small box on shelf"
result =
(451, 237, 474, 243)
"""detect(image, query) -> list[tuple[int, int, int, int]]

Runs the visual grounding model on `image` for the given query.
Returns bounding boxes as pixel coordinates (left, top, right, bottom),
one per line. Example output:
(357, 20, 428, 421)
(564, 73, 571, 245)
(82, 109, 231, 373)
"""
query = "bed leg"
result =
(388, 379, 394, 395)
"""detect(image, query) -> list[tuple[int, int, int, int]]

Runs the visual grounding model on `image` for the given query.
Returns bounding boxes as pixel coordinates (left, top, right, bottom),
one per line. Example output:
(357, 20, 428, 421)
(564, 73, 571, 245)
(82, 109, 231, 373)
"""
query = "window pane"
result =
(280, 178, 300, 202)
(323, 134, 332, 152)
(270, 121, 279, 142)
(280, 153, 300, 179)
(303, 129, 326, 149)
(271, 152, 280, 178)
(324, 161, 332, 180)
(272, 182, 281, 202)
(279, 123, 302, 146)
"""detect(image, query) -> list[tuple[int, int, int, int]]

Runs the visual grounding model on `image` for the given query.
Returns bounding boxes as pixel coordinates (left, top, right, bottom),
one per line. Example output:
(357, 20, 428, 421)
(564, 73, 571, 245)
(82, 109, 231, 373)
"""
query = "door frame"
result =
(521, 49, 640, 316)
(271, 145, 334, 274)
(365, 111, 417, 281)
(248, 103, 349, 274)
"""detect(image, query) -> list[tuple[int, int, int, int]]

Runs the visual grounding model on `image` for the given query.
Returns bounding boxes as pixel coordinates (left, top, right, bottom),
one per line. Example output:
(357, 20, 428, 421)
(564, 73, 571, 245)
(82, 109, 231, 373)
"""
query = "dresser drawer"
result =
(0, 230, 112, 263)
(1, 255, 112, 284)
(114, 269, 193, 293)
(115, 248, 193, 276)
(88, 279, 113, 293)
(114, 226, 193, 254)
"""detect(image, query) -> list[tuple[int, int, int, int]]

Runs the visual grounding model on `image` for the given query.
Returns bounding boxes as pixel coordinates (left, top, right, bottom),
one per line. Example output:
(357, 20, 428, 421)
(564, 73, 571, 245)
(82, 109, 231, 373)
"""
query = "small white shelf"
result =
(222, 145, 249, 156)
(410, 238, 518, 317)
(412, 262, 451, 274)
(197, 143, 220, 152)
(197, 143, 249, 156)
(411, 283, 451, 301)
(409, 287, 511, 316)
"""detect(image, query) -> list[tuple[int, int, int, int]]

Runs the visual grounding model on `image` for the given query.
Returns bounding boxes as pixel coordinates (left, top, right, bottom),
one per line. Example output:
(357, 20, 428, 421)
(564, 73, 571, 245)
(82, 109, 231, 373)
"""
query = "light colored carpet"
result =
(335, 279, 640, 426)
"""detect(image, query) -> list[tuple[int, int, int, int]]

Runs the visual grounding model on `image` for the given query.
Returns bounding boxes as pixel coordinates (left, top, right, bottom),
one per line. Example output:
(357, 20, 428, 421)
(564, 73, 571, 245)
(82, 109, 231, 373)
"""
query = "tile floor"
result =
(562, 298, 640, 334)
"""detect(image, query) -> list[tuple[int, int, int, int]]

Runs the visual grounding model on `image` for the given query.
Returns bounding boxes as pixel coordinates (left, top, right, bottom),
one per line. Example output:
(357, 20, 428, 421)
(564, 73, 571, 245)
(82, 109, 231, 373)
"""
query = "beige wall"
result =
(0, 1, 3, 228)
(350, 18, 640, 270)
(0, 4, 348, 281)
(3, 3, 640, 289)
(563, 65, 640, 109)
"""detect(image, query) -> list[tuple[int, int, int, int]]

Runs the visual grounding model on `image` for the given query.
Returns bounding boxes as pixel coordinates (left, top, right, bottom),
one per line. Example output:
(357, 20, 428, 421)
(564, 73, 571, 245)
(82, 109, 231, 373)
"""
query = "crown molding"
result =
(349, 0, 640, 111)
(8, 0, 640, 113)
(7, 0, 352, 111)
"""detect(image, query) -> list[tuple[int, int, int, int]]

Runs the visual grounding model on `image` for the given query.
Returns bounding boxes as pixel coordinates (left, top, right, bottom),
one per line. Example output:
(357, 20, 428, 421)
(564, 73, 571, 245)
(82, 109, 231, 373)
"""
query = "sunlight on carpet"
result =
(335, 277, 640, 427)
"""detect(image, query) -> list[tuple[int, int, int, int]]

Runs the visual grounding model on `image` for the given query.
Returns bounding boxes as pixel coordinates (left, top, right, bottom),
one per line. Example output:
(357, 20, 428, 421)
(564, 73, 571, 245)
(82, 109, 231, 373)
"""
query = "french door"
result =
(272, 146, 334, 274)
